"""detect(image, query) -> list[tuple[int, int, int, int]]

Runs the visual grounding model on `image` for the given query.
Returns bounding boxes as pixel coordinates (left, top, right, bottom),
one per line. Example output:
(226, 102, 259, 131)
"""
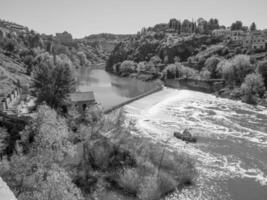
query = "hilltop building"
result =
(243, 32, 266, 51)
(212, 29, 231, 38)
(230, 30, 244, 41)
(0, 20, 27, 33)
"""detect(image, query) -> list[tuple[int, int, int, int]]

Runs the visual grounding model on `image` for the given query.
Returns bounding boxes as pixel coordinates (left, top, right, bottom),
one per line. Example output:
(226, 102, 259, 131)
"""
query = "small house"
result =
(68, 91, 96, 113)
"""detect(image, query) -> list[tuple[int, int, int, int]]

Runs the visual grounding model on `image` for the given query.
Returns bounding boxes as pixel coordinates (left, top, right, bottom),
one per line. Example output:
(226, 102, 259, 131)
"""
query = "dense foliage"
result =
(0, 105, 84, 200)
(32, 53, 74, 109)
(106, 17, 267, 105)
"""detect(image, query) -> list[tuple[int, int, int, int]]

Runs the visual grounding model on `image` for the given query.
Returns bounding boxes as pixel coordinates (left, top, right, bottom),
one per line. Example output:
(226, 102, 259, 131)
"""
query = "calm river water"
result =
(77, 66, 267, 200)
(75, 66, 157, 110)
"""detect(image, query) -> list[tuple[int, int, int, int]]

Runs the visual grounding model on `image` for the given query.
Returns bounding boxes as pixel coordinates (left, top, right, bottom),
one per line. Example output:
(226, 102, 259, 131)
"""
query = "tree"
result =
(257, 60, 267, 87)
(119, 60, 137, 74)
(163, 63, 196, 79)
(203, 56, 221, 79)
(77, 51, 90, 67)
(250, 22, 257, 31)
(231, 21, 243, 30)
(218, 55, 255, 86)
(1, 38, 17, 52)
(208, 18, 219, 31)
(241, 73, 265, 104)
(24, 55, 35, 75)
(32, 53, 75, 109)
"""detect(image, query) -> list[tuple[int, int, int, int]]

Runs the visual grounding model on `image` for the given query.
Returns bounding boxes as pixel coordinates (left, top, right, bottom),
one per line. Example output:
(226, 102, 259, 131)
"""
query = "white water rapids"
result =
(124, 88, 267, 200)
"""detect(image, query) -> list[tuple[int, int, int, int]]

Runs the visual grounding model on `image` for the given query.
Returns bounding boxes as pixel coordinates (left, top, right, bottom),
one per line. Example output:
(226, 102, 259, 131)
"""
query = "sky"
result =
(0, 0, 267, 38)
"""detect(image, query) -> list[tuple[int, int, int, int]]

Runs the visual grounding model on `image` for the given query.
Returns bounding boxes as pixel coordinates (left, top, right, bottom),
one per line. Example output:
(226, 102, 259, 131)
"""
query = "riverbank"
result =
(164, 78, 225, 93)
(111, 72, 267, 107)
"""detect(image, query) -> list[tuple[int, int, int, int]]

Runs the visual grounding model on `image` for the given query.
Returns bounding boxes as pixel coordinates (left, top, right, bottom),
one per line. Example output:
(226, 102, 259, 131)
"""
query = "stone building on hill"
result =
(0, 19, 27, 33)
(212, 29, 231, 38)
(230, 30, 244, 41)
(243, 32, 266, 51)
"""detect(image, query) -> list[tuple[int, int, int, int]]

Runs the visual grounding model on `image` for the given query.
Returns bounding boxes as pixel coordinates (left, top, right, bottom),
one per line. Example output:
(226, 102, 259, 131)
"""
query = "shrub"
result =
(138, 174, 160, 200)
(200, 69, 211, 79)
(230, 87, 242, 99)
(158, 171, 177, 195)
(162, 64, 177, 79)
(120, 60, 137, 75)
(235, 47, 242, 54)
(137, 61, 157, 75)
(149, 55, 162, 65)
(118, 168, 140, 195)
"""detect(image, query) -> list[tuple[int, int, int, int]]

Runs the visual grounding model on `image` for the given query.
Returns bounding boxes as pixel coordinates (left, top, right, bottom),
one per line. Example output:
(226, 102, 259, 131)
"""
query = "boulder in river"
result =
(174, 129, 197, 143)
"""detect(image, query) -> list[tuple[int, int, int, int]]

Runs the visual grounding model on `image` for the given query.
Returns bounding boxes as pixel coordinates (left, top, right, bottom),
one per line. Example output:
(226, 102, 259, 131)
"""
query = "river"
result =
(125, 89, 267, 200)
(77, 67, 267, 200)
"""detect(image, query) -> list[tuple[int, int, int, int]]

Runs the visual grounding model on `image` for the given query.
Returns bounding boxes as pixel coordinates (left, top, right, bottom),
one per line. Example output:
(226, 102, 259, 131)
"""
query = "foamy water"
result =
(125, 88, 267, 200)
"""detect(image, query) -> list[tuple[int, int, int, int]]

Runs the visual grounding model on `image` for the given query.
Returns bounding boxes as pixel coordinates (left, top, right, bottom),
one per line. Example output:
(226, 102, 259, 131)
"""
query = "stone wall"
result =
(0, 88, 20, 111)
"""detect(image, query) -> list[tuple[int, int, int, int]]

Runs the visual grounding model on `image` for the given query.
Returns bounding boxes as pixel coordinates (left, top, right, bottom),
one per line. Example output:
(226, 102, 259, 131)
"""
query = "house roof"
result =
(69, 92, 95, 102)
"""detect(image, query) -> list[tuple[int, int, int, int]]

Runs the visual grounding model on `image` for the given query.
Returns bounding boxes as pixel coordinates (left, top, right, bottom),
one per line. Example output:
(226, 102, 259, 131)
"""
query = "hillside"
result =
(106, 18, 267, 105)
(0, 20, 130, 100)
(78, 33, 133, 62)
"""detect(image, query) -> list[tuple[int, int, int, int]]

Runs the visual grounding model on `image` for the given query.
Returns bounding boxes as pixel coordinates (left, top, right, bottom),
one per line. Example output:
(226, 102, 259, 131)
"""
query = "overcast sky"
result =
(0, 0, 267, 38)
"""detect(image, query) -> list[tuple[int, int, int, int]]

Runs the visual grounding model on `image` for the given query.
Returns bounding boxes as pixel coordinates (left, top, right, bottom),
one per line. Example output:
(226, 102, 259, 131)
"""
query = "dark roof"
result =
(69, 92, 95, 102)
